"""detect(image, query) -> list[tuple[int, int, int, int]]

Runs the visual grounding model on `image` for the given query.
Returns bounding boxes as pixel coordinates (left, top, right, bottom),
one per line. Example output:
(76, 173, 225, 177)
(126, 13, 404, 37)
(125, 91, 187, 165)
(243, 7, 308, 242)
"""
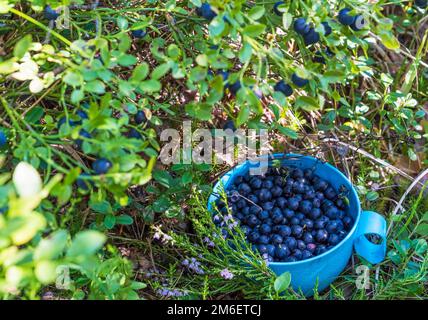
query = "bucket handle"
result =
(353, 211, 387, 264)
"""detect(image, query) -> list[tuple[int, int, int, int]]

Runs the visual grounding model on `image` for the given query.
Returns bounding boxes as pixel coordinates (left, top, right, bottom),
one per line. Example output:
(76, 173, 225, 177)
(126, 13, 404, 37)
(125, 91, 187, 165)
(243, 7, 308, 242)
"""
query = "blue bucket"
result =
(208, 153, 387, 296)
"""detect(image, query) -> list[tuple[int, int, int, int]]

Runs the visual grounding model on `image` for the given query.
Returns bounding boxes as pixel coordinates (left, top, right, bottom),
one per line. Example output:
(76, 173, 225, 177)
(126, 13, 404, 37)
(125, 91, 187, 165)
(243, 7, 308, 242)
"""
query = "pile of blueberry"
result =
(213, 166, 354, 263)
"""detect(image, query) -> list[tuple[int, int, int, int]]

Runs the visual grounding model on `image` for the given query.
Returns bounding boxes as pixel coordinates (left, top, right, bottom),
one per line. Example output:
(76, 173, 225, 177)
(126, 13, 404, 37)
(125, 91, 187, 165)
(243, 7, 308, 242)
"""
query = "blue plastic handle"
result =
(354, 211, 387, 264)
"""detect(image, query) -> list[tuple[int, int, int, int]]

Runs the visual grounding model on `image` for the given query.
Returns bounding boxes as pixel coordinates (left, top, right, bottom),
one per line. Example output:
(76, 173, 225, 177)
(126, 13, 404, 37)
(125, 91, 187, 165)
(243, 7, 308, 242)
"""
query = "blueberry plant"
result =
(0, 0, 427, 299)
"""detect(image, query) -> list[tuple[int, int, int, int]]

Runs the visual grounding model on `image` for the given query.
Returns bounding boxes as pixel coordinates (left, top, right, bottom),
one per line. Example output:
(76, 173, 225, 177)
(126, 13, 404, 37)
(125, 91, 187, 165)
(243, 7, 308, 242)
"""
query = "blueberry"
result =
(293, 18, 310, 35)
(249, 205, 262, 215)
(258, 235, 270, 245)
(343, 215, 353, 230)
(292, 181, 305, 194)
(315, 244, 327, 255)
(284, 237, 297, 250)
(313, 51, 326, 64)
(0, 130, 7, 147)
(303, 28, 320, 45)
(229, 81, 242, 95)
(283, 208, 295, 219)
(135, 110, 147, 124)
(324, 187, 337, 200)
(271, 234, 284, 245)
(325, 206, 339, 219)
(265, 218, 274, 226)
(328, 233, 340, 246)
(292, 225, 303, 238)
(326, 220, 338, 233)
(321, 199, 334, 211)
(242, 206, 250, 215)
(285, 256, 298, 262)
(314, 179, 328, 191)
(128, 128, 142, 139)
(258, 188, 272, 202)
(76, 110, 88, 119)
(273, 80, 293, 97)
(258, 210, 269, 220)
(270, 186, 283, 198)
(302, 232, 314, 243)
(273, 1, 285, 16)
(308, 208, 321, 220)
(235, 213, 244, 221)
(236, 199, 246, 209)
(321, 21, 332, 36)
(92, 158, 112, 174)
(277, 225, 292, 238)
(290, 217, 300, 225)
(258, 244, 268, 254)
(292, 168, 304, 179)
(218, 70, 229, 86)
(302, 250, 313, 260)
(266, 244, 275, 256)
(312, 198, 321, 208)
(299, 200, 313, 214)
(246, 194, 258, 204)
(248, 231, 260, 243)
(287, 197, 300, 210)
(304, 188, 316, 200)
(276, 197, 287, 209)
(44, 5, 60, 21)
(246, 214, 259, 227)
(301, 219, 314, 230)
(350, 15, 367, 31)
(291, 73, 309, 87)
(250, 177, 262, 189)
(293, 249, 303, 260)
(260, 224, 271, 235)
(262, 180, 274, 189)
(262, 201, 274, 211)
(336, 197, 347, 209)
(315, 191, 325, 200)
(338, 8, 356, 26)
(306, 243, 317, 253)
(228, 190, 240, 203)
(238, 183, 251, 195)
(275, 245, 290, 259)
(223, 119, 236, 131)
(197, 3, 217, 21)
(131, 29, 147, 38)
(315, 229, 329, 243)
(271, 211, 284, 224)
(76, 173, 92, 190)
(335, 219, 345, 231)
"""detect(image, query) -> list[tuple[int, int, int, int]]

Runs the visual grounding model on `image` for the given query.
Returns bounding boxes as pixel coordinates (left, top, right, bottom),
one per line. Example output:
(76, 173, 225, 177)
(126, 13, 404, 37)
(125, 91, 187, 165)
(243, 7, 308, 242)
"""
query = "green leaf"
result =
(118, 54, 137, 67)
(415, 224, 428, 236)
(378, 32, 400, 51)
(274, 272, 291, 293)
(131, 63, 150, 82)
(131, 281, 147, 290)
(366, 191, 379, 201)
(153, 170, 173, 187)
(242, 24, 266, 38)
(14, 35, 32, 59)
(24, 106, 44, 124)
(248, 6, 265, 20)
(104, 215, 116, 229)
(185, 102, 213, 121)
(237, 105, 250, 126)
(277, 125, 298, 139)
(295, 96, 319, 111)
(116, 214, 134, 225)
(282, 13, 293, 30)
(209, 17, 225, 37)
(239, 42, 253, 63)
(151, 63, 171, 80)
(139, 79, 161, 93)
(85, 80, 106, 94)
(34, 229, 68, 261)
(67, 230, 106, 258)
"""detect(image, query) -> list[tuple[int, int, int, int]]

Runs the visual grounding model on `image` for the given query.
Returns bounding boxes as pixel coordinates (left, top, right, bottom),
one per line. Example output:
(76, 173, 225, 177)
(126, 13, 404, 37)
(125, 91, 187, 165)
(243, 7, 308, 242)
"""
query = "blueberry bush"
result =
(0, 0, 427, 299)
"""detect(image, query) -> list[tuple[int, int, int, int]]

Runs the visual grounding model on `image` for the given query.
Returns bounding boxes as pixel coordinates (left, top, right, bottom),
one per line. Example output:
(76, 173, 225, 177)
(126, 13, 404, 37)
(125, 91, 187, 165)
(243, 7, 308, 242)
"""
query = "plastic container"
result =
(208, 153, 387, 296)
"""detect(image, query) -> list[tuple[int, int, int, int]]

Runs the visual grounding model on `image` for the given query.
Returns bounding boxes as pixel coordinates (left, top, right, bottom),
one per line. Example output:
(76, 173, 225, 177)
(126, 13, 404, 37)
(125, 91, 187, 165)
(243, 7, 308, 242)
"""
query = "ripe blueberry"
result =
(92, 158, 112, 174)
(238, 183, 251, 195)
(351, 15, 367, 31)
(284, 237, 297, 250)
(338, 8, 356, 26)
(246, 214, 259, 227)
(303, 28, 320, 45)
(293, 18, 310, 35)
(273, 80, 293, 97)
(275, 245, 290, 259)
(76, 173, 92, 190)
(258, 210, 269, 220)
(258, 235, 270, 245)
(271, 234, 284, 245)
(291, 225, 303, 238)
(299, 200, 313, 214)
(135, 110, 147, 124)
(328, 233, 340, 246)
(321, 21, 332, 36)
(223, 119, 236, 131)
(287, 197, 300, 210)
(44, 6, 60, 21)
(291, 73, 309, 87)
(260, 224, 271, 235)
(248, 231, 260, 242)
(0, 130, 7, 147)
(197, 3, 217, 21)
(273, 1, 285, 16)
(315, 229, 329, 243)
(229, 81, 242, 95)
(131, 29, 147, 38)
(302, 250, 313, 260)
